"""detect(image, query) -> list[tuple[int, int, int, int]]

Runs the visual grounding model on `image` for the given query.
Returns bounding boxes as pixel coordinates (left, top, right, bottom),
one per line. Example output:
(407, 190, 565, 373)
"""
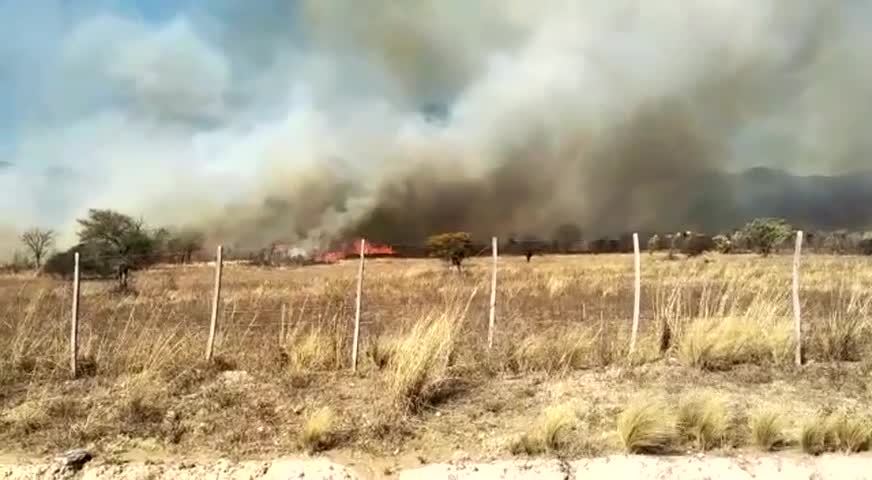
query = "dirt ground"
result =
(4, 453, 872, 479)
(1, 362, 870, 468)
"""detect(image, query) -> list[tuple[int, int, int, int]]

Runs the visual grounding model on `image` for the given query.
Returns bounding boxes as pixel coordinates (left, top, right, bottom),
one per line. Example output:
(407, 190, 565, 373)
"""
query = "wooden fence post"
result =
(206, 245, 223, 362)
(488, 236, 498, 351)
(629, 233, 641, 356)
(351, 239, 366, 372)
(70, 252, 81, 379)
(793, 231, 803, 366)
(280, 303, 287, 347)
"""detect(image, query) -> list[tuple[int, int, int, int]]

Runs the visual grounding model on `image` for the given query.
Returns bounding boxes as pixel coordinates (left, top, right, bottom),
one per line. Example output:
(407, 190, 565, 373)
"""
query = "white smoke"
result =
(1, 0, 871, 252)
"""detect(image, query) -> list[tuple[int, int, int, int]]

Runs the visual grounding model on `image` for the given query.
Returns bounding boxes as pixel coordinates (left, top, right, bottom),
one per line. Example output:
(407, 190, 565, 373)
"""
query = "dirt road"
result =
(3, 454, 872, 479)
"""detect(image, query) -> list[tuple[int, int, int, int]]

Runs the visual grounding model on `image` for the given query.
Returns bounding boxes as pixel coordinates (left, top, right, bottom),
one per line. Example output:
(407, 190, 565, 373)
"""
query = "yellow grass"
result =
(617, 396, 677, 454)
(387, 290, 474, 412)
(509, 403, 578, 455)
(676, 391, 730, 450)
(299, 406, 337, 453)
(3, 253, 872, 456)
(510, 327, 596, 373)
(749, 407, 788, 452)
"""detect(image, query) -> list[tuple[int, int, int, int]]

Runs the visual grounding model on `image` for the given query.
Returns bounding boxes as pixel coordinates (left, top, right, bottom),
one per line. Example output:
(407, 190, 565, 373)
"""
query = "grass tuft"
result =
(299, 406, 337, 453)
(284, 326, 340, 372)
(677, 317, 793, 370)
(387, 296, 472, 413)
(831, 415, 872, 453)
(676, 391, 730, 450)
(367, 335, 398, 370)
(511, 328, 595, 374)
(800, 417, 833, 455)
(617, 397, 676, 454)
(749, 407, 788, 452)
(509, 404, 577, 455)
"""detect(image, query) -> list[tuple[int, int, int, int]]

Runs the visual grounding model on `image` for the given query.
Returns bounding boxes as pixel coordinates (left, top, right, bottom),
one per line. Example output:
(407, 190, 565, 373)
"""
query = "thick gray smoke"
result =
(2, 0, 872, 254)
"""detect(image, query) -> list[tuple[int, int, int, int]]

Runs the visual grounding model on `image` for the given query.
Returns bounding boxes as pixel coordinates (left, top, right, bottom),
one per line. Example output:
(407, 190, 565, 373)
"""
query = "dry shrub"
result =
(749, 407, 788, 451)
(800, 417, 833, 455)
(831, 415, 872, 453)
(388, 292, 474, 413)
(283, 325, 341, 372)
(617, 397, 676, 454)
(509, 404, 577, 455)
(811, 313, 871, 362)
(367, 335, 399, 370)
(676, 391, 730, 450)
(299, 406, 337, 453)
(800, 413, 871, 455)
(511, 327, 595, 374)
(677, 317, 793, 370)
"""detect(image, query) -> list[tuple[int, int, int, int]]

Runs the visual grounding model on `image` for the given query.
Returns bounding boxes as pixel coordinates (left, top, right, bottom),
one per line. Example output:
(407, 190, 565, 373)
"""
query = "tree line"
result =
(8, 209, 205, 289)
(7, 212, 872, 282)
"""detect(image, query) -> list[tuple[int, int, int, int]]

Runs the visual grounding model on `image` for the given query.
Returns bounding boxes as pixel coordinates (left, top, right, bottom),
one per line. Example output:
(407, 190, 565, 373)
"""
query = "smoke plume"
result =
(2, 0, 872, 254)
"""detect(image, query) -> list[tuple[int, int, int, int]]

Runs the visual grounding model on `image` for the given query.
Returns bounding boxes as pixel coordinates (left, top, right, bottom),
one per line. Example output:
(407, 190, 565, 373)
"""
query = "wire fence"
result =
(4, 232, 830, 378)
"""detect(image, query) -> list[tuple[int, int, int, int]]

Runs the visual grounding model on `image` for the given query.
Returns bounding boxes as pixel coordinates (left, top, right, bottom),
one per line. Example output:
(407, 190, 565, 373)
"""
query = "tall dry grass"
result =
(2, 254, 872, 390)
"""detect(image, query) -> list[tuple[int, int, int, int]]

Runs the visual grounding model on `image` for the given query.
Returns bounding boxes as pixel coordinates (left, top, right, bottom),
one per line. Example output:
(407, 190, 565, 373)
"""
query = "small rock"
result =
(59, 448, 92, 471)
(219, 370, 251, 384)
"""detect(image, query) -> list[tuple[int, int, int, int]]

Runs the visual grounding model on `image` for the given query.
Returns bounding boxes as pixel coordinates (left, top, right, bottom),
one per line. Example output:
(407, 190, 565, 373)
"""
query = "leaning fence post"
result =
(351, 239, 366, 372)
(206, 245, 223, 362)
(629, 233, 641, 357)
(70, 252, 81, 379)
(793, 231, 803, 366)
(488, 236, 498, 351)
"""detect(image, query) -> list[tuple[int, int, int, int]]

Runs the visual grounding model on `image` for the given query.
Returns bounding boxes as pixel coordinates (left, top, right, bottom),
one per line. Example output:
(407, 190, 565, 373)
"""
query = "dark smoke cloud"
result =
(3, 1, 872, 253)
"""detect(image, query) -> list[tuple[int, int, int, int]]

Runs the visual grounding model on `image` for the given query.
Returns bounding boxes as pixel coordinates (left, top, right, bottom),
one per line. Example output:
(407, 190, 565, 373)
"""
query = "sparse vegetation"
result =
(676, 391, 730, 450)
(800, 417, 834, 455)
(299, 406, 337, 453)
(510, 327, 595, 373)
(4, 253, 872, 460)
(283, 325, 342, 372)
(676, 316, 793, 370)
(509, 403, 577, 455)
(387, 301, 469, 413)
(830, 414, 872, 453)
(749, 407, 788, 451)
(617, 397, 676, 454)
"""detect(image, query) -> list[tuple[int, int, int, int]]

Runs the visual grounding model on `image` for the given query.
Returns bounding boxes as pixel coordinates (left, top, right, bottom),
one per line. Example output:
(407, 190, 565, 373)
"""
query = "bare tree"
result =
(20, 228, 56, 268)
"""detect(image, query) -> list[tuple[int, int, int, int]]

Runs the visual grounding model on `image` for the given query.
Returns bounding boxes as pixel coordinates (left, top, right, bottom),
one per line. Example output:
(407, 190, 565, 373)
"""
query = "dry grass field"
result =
(2, 253, 872, 466)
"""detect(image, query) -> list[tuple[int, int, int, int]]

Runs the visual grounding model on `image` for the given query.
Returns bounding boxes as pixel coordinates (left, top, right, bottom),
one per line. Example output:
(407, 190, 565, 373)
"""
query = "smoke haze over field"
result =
(3, 0, 872, 254)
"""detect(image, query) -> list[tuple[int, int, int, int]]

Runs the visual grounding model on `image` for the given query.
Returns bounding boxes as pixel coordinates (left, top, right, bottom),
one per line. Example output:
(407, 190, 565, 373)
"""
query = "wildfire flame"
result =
(316, 239, 395, 263)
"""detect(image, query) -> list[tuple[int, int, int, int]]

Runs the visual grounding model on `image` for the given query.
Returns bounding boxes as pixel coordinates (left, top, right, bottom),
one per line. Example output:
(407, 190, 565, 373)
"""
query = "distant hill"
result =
(681, 167, 872, 233)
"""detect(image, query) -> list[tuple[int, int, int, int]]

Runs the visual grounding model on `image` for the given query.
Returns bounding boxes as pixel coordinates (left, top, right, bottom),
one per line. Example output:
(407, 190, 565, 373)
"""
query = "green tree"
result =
(427, 232, 473, 272)
(76, 209, 159, 288)
(741, 218, 792, 256)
